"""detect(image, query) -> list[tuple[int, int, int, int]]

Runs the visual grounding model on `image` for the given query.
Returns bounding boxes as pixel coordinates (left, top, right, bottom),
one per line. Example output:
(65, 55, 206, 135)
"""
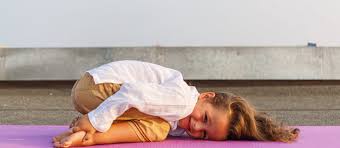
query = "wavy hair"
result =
(208, 92, 299, 142)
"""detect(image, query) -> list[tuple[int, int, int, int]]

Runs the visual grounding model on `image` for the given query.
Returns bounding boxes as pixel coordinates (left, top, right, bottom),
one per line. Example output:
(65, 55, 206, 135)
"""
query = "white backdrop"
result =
(1, 0, 340, 47)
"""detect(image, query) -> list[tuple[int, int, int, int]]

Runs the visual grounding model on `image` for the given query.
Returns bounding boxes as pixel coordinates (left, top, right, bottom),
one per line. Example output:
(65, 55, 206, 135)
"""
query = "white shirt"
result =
(86, 60, 199, 136)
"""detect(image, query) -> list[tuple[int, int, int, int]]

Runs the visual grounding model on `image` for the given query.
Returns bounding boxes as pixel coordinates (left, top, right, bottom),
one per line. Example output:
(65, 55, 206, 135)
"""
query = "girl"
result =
(52, 60, 299, 147)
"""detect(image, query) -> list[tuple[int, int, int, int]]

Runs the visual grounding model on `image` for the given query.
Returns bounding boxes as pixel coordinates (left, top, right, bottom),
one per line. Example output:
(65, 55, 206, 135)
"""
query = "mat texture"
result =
(0, 125, 338, 148)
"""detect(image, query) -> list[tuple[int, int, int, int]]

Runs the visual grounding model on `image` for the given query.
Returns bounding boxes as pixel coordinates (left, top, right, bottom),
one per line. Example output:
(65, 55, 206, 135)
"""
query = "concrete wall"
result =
(1, 0, 340, 47)
(1, 47, 340, 80)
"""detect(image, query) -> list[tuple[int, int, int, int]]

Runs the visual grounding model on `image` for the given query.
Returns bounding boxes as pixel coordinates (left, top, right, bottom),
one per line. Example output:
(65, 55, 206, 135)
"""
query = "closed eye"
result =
(204, 112, 208, 123)
(202, 112, 208, 139)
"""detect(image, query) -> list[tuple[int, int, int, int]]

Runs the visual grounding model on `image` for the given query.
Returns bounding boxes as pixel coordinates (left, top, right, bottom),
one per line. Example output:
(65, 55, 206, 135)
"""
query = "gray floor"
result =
(1, 81, 340, 126)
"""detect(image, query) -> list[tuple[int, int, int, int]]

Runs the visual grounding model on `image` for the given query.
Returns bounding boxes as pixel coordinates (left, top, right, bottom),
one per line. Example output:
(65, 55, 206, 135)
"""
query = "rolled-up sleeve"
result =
(88, 80, 190, 133)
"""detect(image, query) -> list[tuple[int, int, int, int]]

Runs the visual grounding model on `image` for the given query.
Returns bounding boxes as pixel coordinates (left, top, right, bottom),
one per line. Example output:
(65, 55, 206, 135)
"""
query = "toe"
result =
(52, 137, 59, 143)
(60, 137, 72, 148)
(61, 140, 72, 148)
(53, 141, 62, 148)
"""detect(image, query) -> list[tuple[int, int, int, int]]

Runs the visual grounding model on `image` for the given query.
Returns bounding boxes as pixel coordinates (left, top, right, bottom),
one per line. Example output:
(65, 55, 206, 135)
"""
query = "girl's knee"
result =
(71, 91, 90, 114)
(73, 102, 89, 115)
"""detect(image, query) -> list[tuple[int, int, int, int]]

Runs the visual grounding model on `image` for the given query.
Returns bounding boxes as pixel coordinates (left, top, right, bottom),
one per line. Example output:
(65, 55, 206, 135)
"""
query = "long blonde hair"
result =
(209, 92, 299, 142)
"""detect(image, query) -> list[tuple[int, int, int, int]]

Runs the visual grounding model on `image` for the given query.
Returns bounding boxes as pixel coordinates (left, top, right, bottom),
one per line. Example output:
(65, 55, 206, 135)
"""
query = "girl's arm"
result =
(88, 81, 192, 133)
(91, 121, 141, 144)
(56, 121, 142, 147)
(56, 115, 170, 147)
(71, 112, 170, 146)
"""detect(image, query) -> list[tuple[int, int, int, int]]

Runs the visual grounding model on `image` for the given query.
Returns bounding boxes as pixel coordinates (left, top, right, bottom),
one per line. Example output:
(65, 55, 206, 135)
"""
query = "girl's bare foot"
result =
(53, 131, 88, 148)
(52, 129, 73, 143)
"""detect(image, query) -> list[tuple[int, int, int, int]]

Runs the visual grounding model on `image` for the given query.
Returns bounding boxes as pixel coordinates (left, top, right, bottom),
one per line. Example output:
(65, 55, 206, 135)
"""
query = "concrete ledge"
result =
(1, 47, 340, 80)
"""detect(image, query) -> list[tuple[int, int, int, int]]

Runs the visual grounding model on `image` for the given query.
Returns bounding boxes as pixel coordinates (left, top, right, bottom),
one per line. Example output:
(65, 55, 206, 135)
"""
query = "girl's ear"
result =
(201, 92, 216, 99)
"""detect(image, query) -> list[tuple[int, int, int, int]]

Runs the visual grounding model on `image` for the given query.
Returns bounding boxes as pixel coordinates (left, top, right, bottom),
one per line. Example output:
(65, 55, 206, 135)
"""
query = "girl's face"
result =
(178, 92, 229, 140)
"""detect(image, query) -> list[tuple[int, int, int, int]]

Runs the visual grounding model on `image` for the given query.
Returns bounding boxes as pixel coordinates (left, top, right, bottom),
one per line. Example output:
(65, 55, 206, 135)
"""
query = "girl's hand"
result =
(71, 114, 96, 144)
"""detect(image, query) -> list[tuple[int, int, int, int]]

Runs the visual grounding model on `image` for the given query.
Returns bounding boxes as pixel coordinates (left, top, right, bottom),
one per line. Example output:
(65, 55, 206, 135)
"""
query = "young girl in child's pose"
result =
(52, 60, 299, 147)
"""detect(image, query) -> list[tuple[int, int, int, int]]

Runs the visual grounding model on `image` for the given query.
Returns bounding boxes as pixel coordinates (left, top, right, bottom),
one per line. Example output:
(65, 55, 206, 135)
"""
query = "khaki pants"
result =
(70, 72, 170, 142)
(71, 72, 122, 114)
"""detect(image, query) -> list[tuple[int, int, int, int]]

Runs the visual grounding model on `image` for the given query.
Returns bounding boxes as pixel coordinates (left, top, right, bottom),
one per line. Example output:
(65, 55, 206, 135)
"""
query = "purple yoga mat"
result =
(0, 125, 339, 148)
